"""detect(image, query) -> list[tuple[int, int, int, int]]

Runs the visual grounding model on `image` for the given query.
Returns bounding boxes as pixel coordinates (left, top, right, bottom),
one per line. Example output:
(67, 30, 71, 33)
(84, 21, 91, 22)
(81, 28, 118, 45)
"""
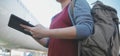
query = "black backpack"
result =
(70, 0, 119, 56)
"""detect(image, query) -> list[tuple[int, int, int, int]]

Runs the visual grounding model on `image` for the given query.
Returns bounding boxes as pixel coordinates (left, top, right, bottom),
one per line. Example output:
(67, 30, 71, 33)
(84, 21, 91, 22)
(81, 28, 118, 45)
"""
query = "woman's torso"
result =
(48, 5, 78, 56)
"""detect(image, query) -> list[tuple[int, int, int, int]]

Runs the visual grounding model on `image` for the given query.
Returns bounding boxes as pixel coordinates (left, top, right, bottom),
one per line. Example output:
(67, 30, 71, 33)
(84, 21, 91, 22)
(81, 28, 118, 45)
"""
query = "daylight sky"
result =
(21, 0, 120, 28)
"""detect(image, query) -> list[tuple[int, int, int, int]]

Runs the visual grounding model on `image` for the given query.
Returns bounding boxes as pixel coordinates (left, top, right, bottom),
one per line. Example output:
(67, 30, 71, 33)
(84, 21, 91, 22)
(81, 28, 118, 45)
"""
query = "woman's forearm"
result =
(47, 26, 76, 39)
(20, 24, 77, 39)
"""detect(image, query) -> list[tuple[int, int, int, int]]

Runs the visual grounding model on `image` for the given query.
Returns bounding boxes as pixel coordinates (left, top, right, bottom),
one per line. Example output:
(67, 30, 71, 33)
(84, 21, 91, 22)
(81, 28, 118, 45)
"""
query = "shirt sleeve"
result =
(44, 38, 50, 48)
(72, 0, 94, 40)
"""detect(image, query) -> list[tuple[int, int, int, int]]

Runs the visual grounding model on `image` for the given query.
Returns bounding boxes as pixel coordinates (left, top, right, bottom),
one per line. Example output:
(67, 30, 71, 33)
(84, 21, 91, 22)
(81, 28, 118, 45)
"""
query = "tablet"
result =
(8, 14, 34, 36)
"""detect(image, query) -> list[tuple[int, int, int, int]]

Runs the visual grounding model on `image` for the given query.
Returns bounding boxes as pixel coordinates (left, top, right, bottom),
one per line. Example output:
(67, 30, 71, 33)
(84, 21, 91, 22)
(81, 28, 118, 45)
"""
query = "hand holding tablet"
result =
(8, 14, 34, 36)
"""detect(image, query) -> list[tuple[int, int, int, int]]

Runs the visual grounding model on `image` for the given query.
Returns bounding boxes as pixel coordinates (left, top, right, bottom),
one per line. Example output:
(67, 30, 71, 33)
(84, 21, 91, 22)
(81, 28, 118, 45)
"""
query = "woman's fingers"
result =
(24, 29, 29, 32)
(20, 24, 47, 38)
(20, 24, 33, 31)
(20, 24, 34, 35)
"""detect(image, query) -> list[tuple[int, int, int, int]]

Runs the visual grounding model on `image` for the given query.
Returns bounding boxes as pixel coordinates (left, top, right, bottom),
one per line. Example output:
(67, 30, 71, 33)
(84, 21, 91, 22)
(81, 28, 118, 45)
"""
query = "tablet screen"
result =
(8, 14, 34, 36)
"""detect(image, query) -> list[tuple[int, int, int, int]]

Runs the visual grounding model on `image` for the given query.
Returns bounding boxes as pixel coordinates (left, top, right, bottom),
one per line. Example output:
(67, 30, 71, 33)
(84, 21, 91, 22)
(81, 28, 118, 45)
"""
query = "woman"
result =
(20, 0, 93, 56)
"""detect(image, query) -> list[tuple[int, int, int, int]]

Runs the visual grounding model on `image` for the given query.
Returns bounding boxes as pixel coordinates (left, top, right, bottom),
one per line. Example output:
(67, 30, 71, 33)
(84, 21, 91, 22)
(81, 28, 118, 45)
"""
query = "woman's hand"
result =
(20, 24, 49, 38)
(20, 24, 77, 39)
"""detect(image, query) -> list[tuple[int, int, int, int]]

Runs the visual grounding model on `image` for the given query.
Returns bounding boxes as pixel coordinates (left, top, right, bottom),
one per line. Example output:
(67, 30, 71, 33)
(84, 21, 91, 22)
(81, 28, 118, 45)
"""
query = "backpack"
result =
(70, 0, 119, 56)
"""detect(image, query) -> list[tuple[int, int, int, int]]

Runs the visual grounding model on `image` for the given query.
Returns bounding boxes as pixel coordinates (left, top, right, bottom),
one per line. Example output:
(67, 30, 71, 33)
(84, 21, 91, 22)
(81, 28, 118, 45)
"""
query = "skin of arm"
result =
(20, 24, 76, 47)
(20, 24, 77, 39)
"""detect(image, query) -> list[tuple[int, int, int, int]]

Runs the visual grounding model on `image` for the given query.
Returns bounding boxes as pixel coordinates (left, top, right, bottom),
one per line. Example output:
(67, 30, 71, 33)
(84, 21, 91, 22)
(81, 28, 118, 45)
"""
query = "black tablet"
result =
(8, 14, 34, 36)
